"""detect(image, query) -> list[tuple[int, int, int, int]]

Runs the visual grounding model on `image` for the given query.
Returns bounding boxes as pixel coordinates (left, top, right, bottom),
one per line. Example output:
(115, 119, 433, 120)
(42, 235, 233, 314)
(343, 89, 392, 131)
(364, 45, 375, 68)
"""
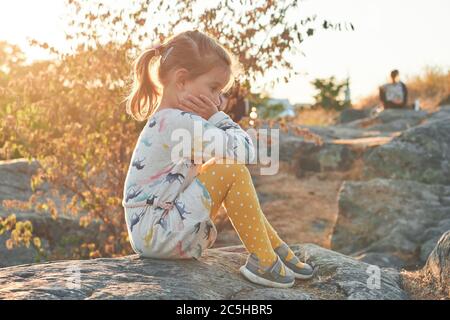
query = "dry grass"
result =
(401, 269, 449, 300)
(353, 93, 380, 110)
(407, 66, 450, 111)
(291, 108, 340, 127)
(355, 66, 450, 111)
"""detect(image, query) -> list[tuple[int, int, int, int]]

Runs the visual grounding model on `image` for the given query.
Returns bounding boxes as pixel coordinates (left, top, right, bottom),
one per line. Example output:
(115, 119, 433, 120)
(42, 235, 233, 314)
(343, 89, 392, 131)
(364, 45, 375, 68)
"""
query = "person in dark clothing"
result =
(222, 84, 249, 122)
(379, 69, 409, 109)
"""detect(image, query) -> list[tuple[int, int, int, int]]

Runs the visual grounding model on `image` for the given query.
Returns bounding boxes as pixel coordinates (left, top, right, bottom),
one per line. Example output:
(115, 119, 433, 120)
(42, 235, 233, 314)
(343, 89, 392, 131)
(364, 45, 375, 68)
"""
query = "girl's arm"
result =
(173, 110, 256, 164)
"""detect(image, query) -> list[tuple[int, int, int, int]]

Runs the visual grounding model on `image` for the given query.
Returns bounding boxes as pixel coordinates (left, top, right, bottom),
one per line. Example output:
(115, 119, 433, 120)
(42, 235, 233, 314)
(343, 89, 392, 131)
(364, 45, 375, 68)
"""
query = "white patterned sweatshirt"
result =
(121, 108, 255, 259)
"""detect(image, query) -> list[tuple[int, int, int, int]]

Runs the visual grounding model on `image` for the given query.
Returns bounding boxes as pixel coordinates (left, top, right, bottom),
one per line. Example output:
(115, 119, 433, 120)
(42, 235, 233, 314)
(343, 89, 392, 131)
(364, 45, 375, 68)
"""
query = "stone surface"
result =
(338, 108, 374, 124)
(0, 158, 46, 202)
(331, 178, 450, 269)
(422, 231, 450, 296)
(342, 109, 429, 132)
(0, 243, 409, 300)
(0, 158, 97, 267)
(363, 118, 450, 185)
(279, 134, 369, 176)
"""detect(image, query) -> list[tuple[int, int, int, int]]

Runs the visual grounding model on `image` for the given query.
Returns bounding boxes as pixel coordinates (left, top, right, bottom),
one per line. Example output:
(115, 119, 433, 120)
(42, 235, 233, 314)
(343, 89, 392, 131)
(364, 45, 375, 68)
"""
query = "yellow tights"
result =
(197, 162, 297, 267)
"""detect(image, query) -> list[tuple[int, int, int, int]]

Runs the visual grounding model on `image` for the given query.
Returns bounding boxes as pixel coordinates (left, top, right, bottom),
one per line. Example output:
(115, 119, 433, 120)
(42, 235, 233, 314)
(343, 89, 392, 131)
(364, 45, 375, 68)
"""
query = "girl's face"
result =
(180, 66, 231, 108)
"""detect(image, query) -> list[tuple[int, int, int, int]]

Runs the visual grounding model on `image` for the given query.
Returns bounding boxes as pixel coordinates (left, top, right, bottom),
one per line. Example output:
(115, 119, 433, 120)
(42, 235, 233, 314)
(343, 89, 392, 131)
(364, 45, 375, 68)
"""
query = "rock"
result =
(331, 178, 450, 269)
(343, 109, 429, 132)
(304, 126, 394, 140)
(0, 210, 99, 268)
(369, 109, 428, 132)
(294, 244, 408, 300)
(0, 243, 409, 300)
(277, 108, 447, 179)
(0, 158, 98, 267)
(339, 108, 374, 124)
(426, 104, 450, 122)
(0, 233, 50, 268)
(422, 231, 449, 295)
(300, 143, 356, 174)
(279, 135, 360, 175)
(278, 133, 392, 177)
(353, 252, 407, 269)
(0, 158, 47, 203)
(363, 118, 450, 185)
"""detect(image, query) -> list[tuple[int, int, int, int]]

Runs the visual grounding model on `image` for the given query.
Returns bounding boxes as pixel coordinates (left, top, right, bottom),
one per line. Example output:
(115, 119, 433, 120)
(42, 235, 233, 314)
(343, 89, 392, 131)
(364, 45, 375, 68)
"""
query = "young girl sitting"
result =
(121, 30, 314, 288)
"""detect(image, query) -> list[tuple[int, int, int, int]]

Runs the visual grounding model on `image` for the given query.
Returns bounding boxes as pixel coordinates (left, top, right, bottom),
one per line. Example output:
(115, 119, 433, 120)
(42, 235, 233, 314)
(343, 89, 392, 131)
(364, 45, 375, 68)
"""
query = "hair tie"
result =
(153, 44, 162, 56)
(161, 46, 174, 64)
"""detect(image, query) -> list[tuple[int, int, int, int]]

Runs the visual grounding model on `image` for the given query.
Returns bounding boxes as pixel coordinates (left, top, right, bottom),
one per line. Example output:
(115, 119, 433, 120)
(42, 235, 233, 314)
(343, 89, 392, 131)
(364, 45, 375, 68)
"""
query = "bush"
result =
(311, 76, 351, 110)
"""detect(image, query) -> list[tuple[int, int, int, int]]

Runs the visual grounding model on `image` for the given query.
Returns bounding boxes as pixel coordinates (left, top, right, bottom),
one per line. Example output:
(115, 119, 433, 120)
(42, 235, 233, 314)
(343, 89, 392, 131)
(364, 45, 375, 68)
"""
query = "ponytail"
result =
(125, 47, 161, 121)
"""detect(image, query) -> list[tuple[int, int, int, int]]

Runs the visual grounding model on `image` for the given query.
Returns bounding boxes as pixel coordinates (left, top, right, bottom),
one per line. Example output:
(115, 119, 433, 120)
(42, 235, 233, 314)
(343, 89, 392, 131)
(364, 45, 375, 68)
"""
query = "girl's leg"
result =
(197, 162, 290, 267)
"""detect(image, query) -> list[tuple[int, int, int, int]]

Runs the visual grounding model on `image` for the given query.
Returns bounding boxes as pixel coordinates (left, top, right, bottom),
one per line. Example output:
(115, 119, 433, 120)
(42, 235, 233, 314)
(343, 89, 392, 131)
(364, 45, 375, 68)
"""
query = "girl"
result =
(121, 30, 314, 288)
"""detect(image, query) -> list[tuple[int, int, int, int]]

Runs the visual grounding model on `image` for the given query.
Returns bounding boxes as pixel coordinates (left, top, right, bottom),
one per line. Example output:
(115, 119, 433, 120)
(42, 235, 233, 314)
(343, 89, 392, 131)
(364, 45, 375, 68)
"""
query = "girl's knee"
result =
(199, 162, 251, 182)
(222, 163, 251, 181)
(216, 162, 247, 172)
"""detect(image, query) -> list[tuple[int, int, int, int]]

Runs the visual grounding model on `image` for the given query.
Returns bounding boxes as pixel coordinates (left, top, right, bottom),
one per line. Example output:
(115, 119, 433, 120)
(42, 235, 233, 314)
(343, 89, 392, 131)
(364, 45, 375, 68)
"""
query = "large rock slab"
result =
(331, 178, 450, 269)
(0, 244, 408, 300)
(426, 104, 450, 122)
(279, 136, 358, 174)
(0, 158, 47, 202)
(278, 134, 385, 176)
(341, 109, 429, 132)
(363, 118, 450, 185)
(338, 108, 374, 124)
(0, 158, 97, 267)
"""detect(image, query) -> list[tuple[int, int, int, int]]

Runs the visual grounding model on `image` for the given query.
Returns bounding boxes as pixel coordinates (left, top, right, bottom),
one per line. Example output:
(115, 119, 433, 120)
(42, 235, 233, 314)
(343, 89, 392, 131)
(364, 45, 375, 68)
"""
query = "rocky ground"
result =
(0, 234, 447, 300)
(0, 243, 411, 300)
(0, 106, 449, 299)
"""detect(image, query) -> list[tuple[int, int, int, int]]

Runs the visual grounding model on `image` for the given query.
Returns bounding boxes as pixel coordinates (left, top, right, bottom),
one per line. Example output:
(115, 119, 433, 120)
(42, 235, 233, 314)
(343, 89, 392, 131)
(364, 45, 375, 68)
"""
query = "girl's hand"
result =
(178, 94, 220, 120)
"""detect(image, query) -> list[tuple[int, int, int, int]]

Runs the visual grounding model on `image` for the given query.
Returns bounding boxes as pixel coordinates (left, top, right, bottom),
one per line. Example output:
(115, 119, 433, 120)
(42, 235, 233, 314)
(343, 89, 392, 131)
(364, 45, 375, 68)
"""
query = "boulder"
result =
(338, 108, 374, 124)
(363, 118, 450, 185)
(0, 234, 50, 268)
(422, 231, 449, 296)
(0, 243, 408, 300)
(279, 135, 361, 175)
(0, 158, 47, 202)
(343, 109, 429, 132)
(331, 178, 450, 269)
(426, 104, 450, 122)
(0, 158, 97, 267)
(302, 125, 394, 140)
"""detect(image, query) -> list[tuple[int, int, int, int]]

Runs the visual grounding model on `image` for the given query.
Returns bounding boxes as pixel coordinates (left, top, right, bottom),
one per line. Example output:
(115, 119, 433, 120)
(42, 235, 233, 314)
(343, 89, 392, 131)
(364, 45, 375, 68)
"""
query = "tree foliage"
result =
(311, 76, 351, 110)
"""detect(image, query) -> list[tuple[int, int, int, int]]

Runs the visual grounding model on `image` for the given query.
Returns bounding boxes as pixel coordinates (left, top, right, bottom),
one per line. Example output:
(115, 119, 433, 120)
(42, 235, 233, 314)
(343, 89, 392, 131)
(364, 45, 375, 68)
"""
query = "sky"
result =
(0, 0, 449, 104)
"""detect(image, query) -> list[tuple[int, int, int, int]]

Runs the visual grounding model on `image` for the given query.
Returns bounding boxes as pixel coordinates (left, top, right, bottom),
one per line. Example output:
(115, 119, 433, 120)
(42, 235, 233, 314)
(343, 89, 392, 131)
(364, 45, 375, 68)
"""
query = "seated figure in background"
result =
(379, 69, 409, 109)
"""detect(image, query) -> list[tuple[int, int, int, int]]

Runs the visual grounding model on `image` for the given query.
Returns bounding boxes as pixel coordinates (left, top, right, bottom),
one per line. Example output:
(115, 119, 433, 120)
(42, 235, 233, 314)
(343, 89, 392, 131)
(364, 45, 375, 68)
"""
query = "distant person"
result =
(379, 69, 409, 109)
(229, 87, 248, 122)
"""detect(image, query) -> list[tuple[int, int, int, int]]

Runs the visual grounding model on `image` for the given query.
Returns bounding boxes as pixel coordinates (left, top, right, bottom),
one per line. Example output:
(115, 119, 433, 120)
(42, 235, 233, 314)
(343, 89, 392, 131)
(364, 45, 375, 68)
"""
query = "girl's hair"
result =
(124, 30, 243, 121)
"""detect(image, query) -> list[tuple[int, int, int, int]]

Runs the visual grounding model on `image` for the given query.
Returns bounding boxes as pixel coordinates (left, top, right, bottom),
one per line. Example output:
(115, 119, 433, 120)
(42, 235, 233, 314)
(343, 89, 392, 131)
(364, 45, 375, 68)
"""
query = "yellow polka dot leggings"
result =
(196, 161, 288, 267)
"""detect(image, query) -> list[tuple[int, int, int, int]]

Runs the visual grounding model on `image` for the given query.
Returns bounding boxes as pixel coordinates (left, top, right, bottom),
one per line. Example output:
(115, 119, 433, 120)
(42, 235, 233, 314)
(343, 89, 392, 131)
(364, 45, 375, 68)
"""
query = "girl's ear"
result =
(174, 68, 189, 91)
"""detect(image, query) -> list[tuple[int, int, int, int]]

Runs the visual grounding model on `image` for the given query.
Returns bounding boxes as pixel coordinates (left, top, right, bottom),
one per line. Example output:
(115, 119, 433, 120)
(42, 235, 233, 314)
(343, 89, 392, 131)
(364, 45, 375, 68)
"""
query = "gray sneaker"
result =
(274, 243, 314, 279)
(239, 253, 295, 288)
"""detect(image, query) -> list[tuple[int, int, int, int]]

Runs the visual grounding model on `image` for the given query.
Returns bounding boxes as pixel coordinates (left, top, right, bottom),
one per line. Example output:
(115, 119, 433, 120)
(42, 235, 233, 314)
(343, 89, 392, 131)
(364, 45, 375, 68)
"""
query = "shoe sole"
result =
(291, 271, 314, 279)
(287, 265, 316, 280)
(239, 266, 295, 288)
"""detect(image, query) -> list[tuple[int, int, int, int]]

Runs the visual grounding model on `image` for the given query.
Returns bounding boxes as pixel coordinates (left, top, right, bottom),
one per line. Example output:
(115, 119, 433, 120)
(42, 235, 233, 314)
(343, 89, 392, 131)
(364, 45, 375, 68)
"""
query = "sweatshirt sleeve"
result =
(172, 110, 256, 164)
